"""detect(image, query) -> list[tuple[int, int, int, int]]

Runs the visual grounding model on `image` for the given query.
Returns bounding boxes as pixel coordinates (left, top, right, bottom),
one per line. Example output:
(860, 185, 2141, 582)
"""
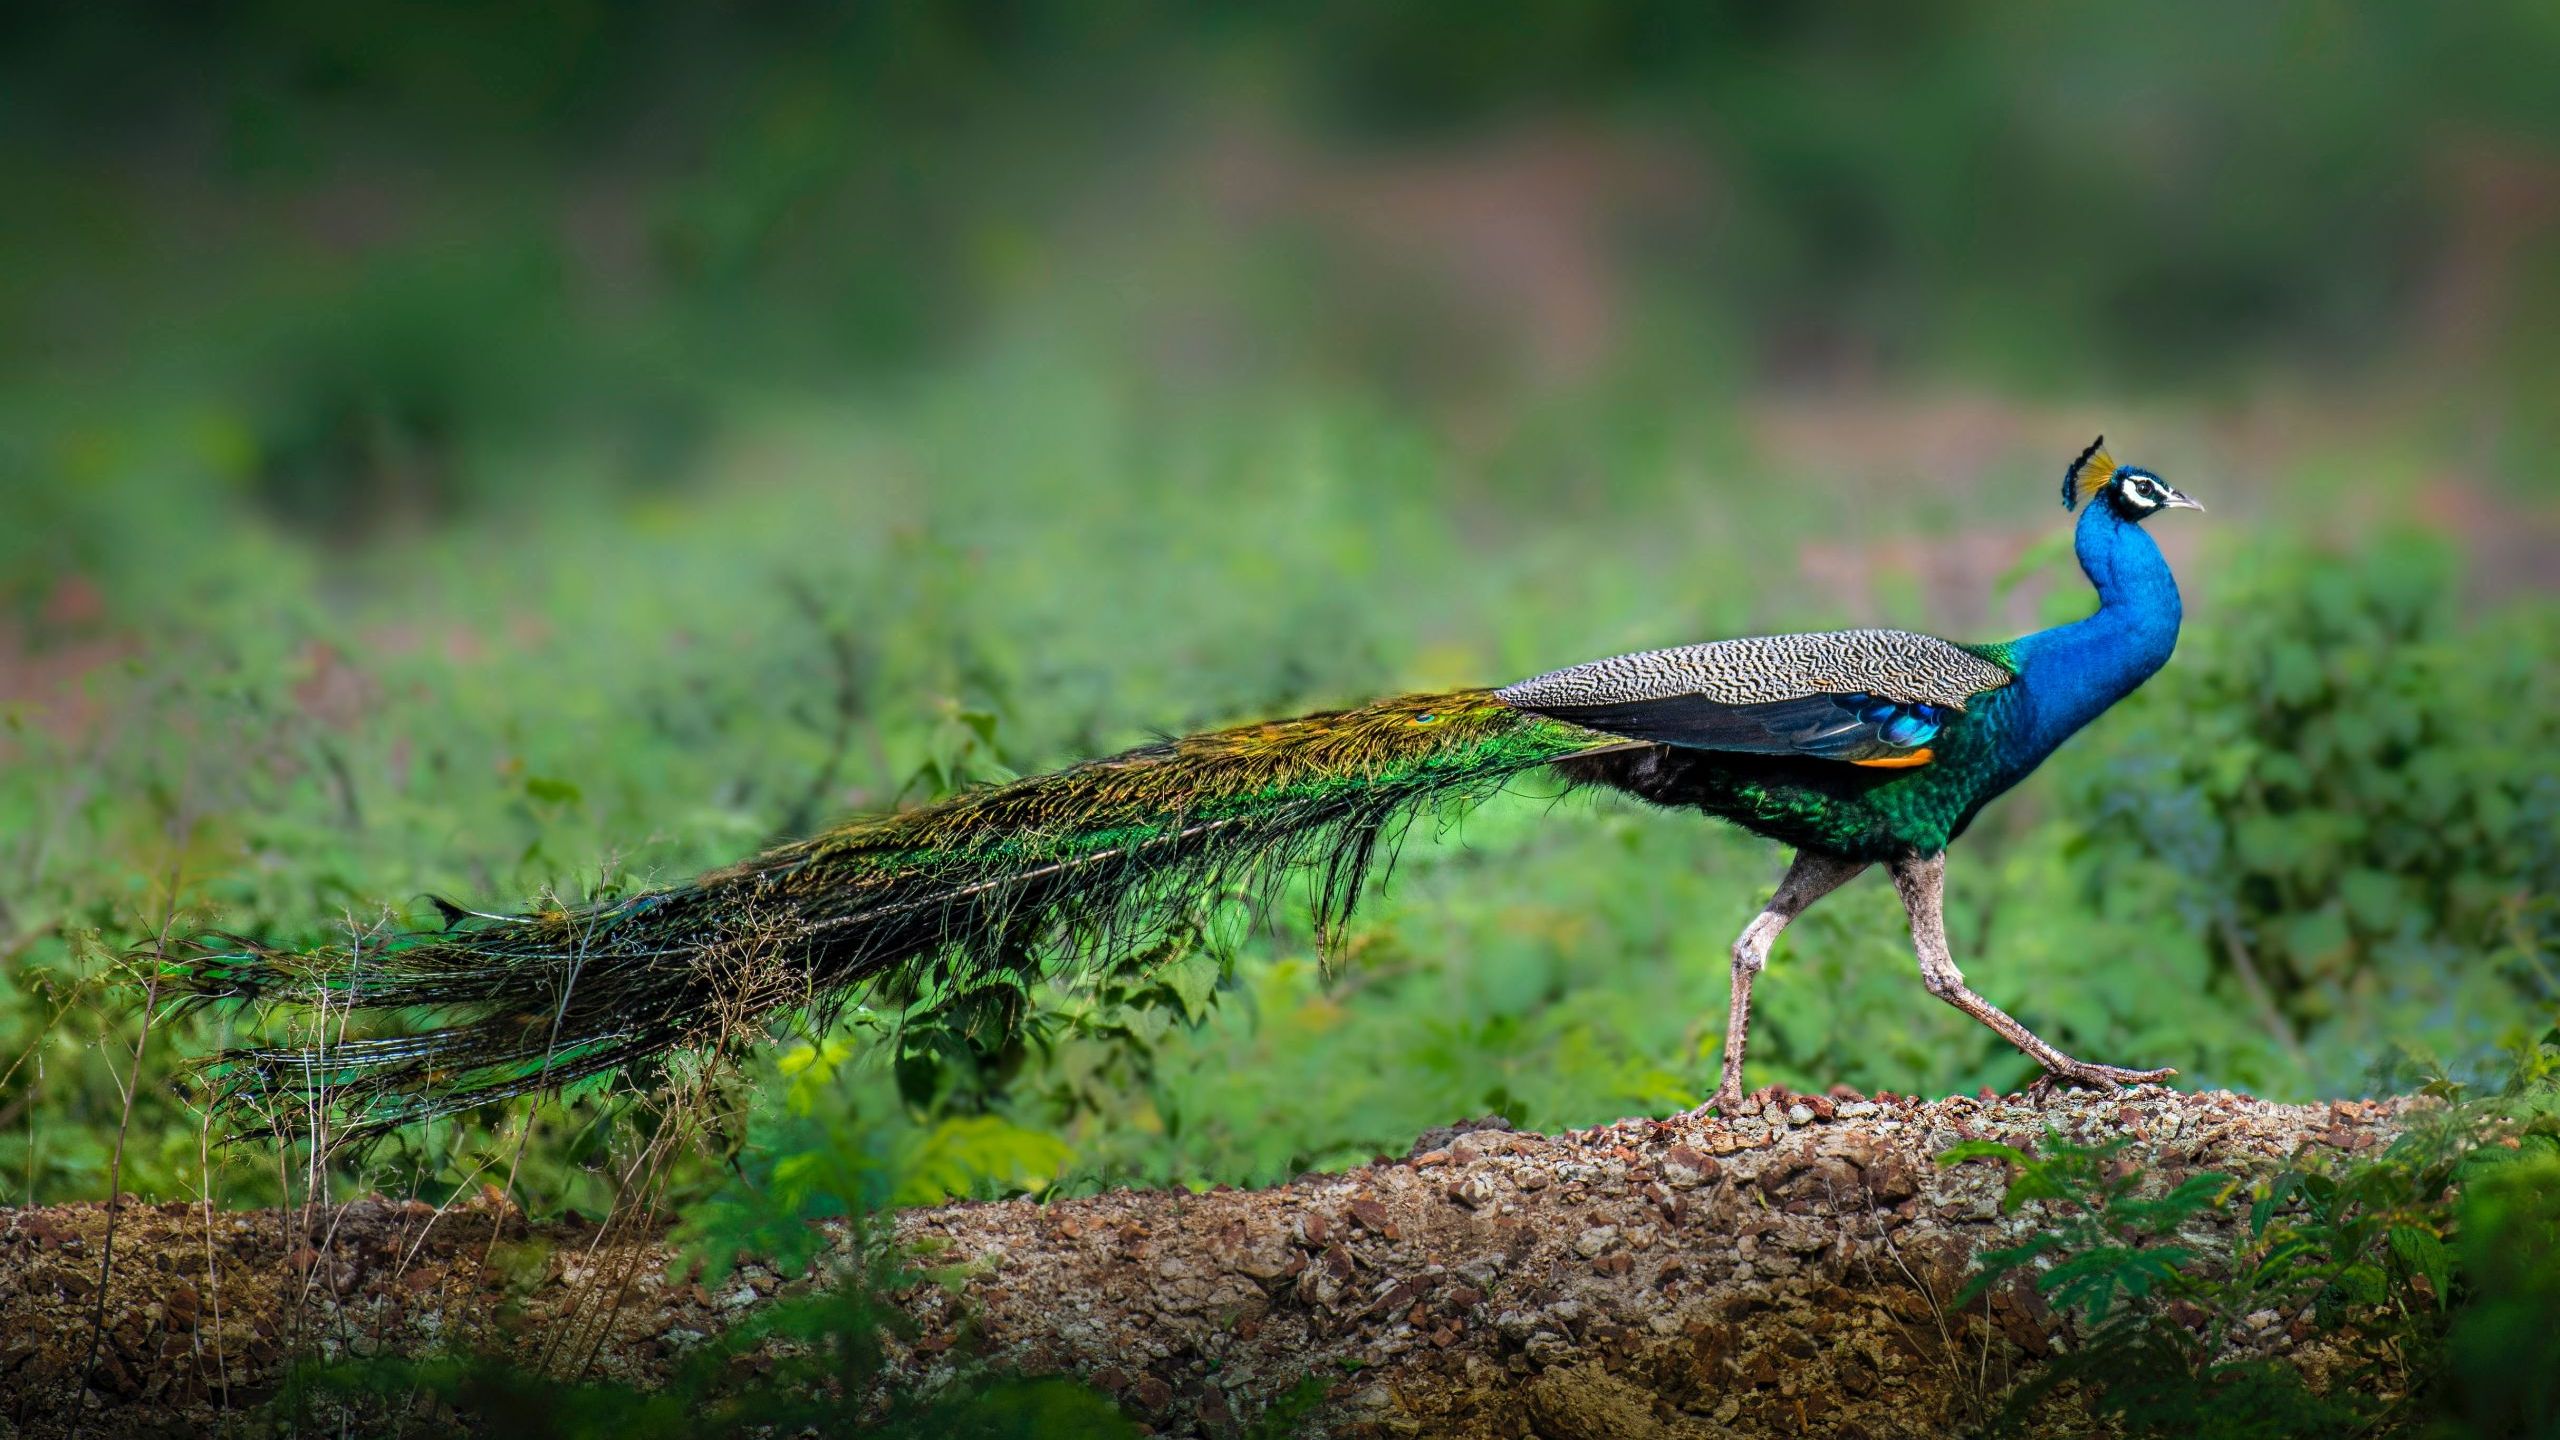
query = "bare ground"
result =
(0, 1086, 2413, 1438)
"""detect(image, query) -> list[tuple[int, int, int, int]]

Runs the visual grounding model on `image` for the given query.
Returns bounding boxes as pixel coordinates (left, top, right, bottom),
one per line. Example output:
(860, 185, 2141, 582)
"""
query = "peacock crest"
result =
(2061, 434, 2120, 511)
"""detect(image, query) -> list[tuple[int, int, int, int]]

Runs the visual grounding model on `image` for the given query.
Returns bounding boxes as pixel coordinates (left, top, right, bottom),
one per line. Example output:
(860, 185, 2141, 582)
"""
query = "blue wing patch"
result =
(1517, 689, 1946, 764)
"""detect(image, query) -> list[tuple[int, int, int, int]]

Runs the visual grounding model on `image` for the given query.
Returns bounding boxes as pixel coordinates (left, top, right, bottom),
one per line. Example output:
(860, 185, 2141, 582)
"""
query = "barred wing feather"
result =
(1495, 629, 2012, 765)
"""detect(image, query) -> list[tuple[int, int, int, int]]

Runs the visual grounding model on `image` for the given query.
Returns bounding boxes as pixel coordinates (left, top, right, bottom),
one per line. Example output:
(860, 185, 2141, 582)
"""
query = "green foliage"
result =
(2447, 1150, 2560, 1436)
(1943, 1136, 2234, 1322)
(5, 515, 2554, 1207)
(678, 1035, 1073, 1285)
(5, 0, 2554, 1201)
(2078, 540, 2560, 1092)
(9, 1, 2557, 418)
(1946, 1027, 2560, 1437)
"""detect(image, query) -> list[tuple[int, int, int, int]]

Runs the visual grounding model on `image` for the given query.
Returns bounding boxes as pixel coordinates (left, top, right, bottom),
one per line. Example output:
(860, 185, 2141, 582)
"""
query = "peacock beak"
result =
(2162, 486, 2205, 512)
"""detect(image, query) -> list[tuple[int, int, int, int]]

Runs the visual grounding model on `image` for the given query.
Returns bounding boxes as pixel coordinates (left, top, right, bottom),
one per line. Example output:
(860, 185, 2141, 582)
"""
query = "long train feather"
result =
(171, 690, 1622, 1135)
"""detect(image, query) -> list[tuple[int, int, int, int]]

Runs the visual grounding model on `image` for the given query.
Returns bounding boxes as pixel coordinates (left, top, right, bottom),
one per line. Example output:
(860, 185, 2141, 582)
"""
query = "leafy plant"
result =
(2076, 540, 2560, 1092)
(677, 1034, 1074, 1285)
(1945, 1137, 2234, 1324)
(1946, 1025, 2560, 1437)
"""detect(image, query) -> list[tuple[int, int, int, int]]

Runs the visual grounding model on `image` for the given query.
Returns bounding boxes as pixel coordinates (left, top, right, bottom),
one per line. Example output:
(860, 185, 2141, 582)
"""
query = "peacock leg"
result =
(1710, 849, 1868, 1115)
(1887, 853, 2175, 1092)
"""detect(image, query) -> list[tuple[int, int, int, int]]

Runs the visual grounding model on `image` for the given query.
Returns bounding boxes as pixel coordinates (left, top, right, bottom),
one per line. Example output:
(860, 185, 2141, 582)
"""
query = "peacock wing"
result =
(1494, 629, 2013, 767)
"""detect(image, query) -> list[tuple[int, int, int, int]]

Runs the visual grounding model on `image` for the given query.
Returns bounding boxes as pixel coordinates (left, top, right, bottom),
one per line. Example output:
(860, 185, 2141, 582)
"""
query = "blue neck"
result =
(2007, 500, 2183, 757)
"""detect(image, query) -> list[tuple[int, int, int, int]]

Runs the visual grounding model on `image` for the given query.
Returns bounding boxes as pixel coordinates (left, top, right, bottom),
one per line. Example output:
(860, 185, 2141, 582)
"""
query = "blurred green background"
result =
(2, 2, 2556, 1213)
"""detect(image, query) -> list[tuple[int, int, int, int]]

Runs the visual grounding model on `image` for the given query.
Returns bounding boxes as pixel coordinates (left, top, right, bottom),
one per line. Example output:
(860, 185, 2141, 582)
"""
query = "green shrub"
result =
(1947, 1025, 2560, 1437)
(2071, 539, 2560, 1094)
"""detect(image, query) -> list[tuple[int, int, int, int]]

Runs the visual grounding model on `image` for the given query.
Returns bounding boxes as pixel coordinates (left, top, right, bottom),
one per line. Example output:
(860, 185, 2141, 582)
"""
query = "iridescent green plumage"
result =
(175, 690, 1625, 1133)
(1557, 641, 2027, 858)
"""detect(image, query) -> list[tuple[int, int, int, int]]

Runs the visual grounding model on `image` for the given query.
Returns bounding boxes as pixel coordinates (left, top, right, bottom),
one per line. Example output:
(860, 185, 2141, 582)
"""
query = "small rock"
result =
(1573, 1226, 1620, 1258)
(1865, 1159, 1920, 1203)
(1340, 1382, 1397, 1417)
(1787, 1104, 1817, 1126)
(1348, 1199, 1395, 1237)
(1407, 1114, 1516, 1156)
(1660, 1146, 1721, 1189)
(1298, 1261, 1346, 1309)
(1524, 1331, 1576, 1367)
(1775, 1224, 1832, 1254)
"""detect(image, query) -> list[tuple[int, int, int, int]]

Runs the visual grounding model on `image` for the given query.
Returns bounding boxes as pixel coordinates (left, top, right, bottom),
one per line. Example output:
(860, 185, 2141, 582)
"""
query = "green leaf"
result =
(2333, 1261, 2390, 1307)
(1938, 1139, 2030, 1167)
(892, 1115, 1073, 1208)
(1955, 1232, 2064, 1307)
(524, 774, 583, 805)
(2386, 1224, 2451, 1309)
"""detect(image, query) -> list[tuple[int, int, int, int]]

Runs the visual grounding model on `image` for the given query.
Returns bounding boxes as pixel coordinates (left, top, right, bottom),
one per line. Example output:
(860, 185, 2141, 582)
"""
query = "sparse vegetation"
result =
(1946, 1028, 2560, 1436)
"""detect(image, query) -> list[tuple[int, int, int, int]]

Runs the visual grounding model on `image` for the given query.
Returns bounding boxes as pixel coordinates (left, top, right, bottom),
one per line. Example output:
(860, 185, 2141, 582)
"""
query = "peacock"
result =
(177, 438, 2202, 1131)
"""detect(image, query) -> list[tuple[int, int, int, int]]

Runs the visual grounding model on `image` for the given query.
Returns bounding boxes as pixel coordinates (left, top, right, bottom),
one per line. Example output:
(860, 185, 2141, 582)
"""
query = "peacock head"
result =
(2060, 436, 2203, 523)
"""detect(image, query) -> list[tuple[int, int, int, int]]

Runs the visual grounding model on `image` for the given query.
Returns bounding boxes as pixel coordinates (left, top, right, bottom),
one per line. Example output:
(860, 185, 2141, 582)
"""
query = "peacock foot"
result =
(2027, 1061, 2176, 1099)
